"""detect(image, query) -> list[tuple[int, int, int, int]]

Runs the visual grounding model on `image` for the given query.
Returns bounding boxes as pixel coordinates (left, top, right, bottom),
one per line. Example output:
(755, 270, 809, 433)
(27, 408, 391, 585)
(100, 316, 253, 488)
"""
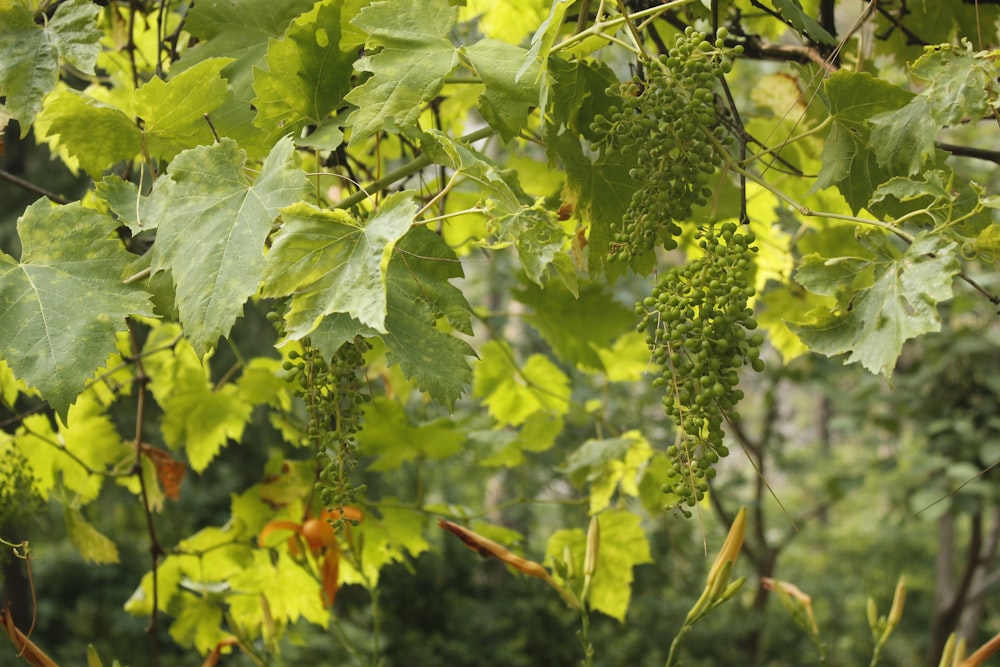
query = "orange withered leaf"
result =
(141, 444, 187, 500)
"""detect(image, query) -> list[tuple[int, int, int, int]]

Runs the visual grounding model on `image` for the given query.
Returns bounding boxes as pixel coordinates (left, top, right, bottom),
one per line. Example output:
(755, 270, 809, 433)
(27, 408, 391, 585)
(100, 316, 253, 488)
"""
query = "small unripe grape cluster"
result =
(272, 303, 370, 511)
(634, 223, 763, 512)
(592, 27, 740, 261)
(0, 447, 43, 526)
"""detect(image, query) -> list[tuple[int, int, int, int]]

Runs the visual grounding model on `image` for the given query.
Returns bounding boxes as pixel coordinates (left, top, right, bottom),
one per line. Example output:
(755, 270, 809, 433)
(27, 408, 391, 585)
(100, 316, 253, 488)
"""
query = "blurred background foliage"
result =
(2, 1, 1000, 666)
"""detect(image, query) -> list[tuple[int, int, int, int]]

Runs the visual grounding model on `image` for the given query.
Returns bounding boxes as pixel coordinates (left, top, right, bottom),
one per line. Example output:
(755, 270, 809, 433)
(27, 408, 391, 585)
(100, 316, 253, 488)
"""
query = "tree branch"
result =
(937, 142, 1000, 166)
(0, 168, 69, 205)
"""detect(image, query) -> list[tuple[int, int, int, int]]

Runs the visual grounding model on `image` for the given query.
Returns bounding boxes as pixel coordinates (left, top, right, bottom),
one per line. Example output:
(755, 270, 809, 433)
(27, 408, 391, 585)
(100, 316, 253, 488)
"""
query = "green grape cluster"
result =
(0, 446, 43, 527)
(270, 308, 370, 513)
(289, 337, 370, 512)
(634, 223, 763, 513)
(592, 27, 740, 261)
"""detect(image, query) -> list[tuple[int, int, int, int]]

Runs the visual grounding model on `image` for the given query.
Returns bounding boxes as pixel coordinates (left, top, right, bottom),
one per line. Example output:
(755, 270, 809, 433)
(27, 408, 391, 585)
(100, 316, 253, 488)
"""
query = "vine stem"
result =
(128, 319, 162, 667)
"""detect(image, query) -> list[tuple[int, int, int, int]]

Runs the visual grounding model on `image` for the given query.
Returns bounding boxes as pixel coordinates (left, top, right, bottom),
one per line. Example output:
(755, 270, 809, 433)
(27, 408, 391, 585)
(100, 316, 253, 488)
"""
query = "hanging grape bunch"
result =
(593, 27, 740, 261)
(635, 223, 763, 512)
(272, 302, 370, 513)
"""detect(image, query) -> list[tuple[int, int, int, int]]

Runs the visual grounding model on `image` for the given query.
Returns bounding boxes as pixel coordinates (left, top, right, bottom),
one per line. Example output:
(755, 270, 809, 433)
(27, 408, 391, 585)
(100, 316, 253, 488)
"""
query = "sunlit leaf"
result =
(145, 137, 307, 353)
(263, 192, 415, 338)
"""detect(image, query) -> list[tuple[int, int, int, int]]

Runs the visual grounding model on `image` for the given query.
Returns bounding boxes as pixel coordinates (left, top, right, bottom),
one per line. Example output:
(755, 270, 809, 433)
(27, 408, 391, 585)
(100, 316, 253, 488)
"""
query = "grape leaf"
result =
(133, 58, 234, 162)
(356, 397, 464, 471)
(345, 0, 458, 142)
(420, 129, 568, 286)
(14, 394, 129, 504)
(0, 201, 153, 414)
(870, 44, 997, 176)
(547, 57, 620, 140)
(813, 71, 914, 213)
(790, 233, 960, 377)
(513, 281, 633, 370)
(309, 227, 476, 408)
(0, 0, 101, 134)
(461, 40, 539, 142)
(478, 412, 563, 468)
(35, 89, 142, 177)
(473, 340, 570, 426)
(339, 502, 430, 587)
(545, 510, 652, 622)
(175, 0, 316, 100)
(546, 127, 639, 277)
(66, 508, 120, 565)
(564, 432, 653, 514)
(145, 137, 307, 354)
(140, 324, 254, 473)
(910, 45, 998, 125)
(263, 192, 415, 339)
(869, 96, 938, 176)
(380, 228, 476, 407)
(168, 594, 227, 654)
(229, 551, 329, 628)
(252, 0, 357, 135)
(770, 0, 836, 45)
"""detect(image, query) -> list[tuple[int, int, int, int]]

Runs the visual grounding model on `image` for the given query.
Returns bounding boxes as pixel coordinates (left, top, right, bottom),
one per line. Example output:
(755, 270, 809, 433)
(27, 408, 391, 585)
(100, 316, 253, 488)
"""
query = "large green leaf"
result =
(870, 44, 998, 177)
(345, 0, 459, 142)
(252, 0, 357, 135)
(461, 40, 539, 142)
(790, 233, 960, 377)
(380, 227, 476, 408)
(263, 192, 415, 338)
(133, 58, 234, 161)
(175, 0, 316, 100)
(309, 227, 476, 408)
(547, 127, 639, 277)
(146, 137, 308, 354)
(35, 89, 142, 176)
(813, 71, 914, 213)
(0, 0, 100, 134)
(0, 201, 153, 413)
